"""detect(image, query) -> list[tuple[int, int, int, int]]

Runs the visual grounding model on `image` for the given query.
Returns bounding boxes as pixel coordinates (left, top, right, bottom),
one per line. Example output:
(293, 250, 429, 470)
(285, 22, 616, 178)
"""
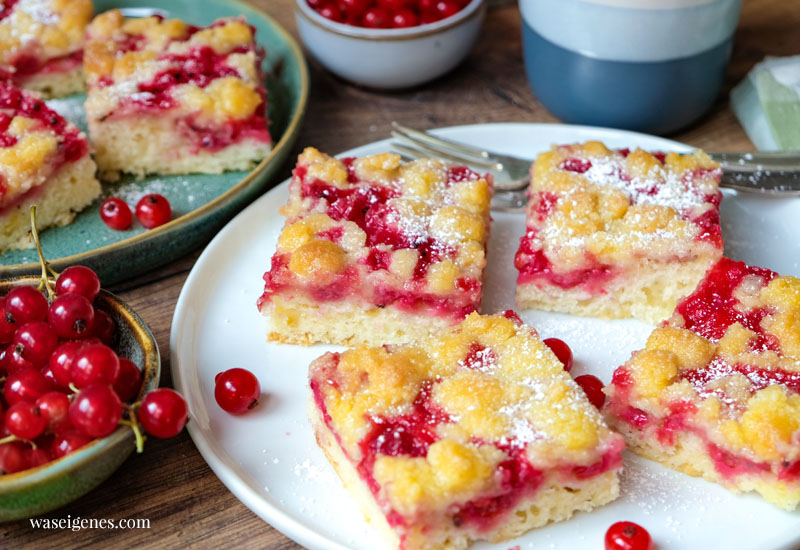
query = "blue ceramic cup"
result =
(520, 0, 742, 134)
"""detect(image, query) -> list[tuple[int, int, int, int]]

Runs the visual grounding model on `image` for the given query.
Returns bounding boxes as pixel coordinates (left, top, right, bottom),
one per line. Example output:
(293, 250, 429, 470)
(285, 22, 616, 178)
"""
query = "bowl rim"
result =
(0, 277, 160, 492)
(295, 0, 485, 41)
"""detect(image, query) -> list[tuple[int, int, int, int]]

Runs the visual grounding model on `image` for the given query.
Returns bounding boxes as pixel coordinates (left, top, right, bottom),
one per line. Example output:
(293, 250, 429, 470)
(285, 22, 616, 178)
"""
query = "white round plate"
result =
(171, 123, 800, 550)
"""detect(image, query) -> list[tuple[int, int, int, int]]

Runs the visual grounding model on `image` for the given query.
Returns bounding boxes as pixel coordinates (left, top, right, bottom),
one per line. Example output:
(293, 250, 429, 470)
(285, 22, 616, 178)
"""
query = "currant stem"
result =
(122, 405, 146, 453)
(30, 206, 58, 301)
(0, 435, 35, 448)
(68, 382, 80, 395)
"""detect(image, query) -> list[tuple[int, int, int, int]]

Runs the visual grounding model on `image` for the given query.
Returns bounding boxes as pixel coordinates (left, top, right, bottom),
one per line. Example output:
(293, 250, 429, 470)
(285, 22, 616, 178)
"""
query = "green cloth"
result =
(731, 56, 800, 151)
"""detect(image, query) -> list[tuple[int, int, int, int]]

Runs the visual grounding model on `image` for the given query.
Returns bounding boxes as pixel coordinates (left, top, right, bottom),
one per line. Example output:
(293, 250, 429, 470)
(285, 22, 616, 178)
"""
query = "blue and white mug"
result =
(520, 0, 743, 134)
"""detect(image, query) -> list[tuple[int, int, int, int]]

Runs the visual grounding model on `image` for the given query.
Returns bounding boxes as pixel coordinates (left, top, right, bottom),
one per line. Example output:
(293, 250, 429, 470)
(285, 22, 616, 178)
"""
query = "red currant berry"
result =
(307, 0, 325, 8)
(5, 401, 47, 440)
(69, 384, 122, 438)
(605, 521, 653, 550)
(318, 4, 343, 21)
(0, 297, 15, 344)
(5, 286, 48, 324)
(100, 197, 133, 231)
(434, 0, 460, 18)
(13, 321, 59, 367)
(2, 343, 33, 374)
(25, 447, 51, 469)
(391, 8, 419, 27)
(90, 308, 115, 345)
(337, 0, 370, 17)
(418, 0, 436, 13)
(48, 341, 83, 388)
(543, 337, 573, 372)
(51, 430, 92, 459)
(48, 293, 95, 340)
(135, 194, 171, 229)
(4, 368, 51, 406)
(139, 388, 188, 438)
(71, 343, 120, 388)
(378, 0, 409, 9)
(574, 374, 606, 409)
(41, 364, 57, 387)
(55, 265, 101, 302)
(0, 442, 28, 474)
(420, 10, 439, 23)
(36, 391, 72, 433)
(382, 0, 414, 9)
(362, 7, 391, 27)
(113, 358, 142, 403)
(214, 368, 261, 415)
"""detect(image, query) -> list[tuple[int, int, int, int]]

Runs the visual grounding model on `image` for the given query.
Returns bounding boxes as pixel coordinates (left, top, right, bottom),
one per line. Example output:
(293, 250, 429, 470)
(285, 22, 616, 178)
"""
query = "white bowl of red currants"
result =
(295, 0, 486, 89)
(0, 257, 188, 521)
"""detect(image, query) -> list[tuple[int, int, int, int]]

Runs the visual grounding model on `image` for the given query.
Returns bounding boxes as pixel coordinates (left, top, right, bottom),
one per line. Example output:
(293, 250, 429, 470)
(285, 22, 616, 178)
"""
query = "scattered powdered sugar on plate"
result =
(293, 458, 327, 482)
(107, 178, 191, 205)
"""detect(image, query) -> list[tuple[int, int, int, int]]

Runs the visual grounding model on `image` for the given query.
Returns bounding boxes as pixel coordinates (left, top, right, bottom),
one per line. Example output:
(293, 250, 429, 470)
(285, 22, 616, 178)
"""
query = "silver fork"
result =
(390, 122, 800, 212)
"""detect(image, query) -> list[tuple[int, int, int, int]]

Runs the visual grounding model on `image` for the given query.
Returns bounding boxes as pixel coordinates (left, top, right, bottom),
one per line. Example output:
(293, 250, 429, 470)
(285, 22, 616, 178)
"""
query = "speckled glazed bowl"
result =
(295, 0, 485, 89)
(0, 277, 160, 522)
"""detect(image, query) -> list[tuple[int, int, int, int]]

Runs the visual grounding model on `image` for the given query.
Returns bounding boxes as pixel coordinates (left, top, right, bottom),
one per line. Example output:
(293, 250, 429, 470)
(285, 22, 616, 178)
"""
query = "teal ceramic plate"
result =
(0, 0, 308, 285)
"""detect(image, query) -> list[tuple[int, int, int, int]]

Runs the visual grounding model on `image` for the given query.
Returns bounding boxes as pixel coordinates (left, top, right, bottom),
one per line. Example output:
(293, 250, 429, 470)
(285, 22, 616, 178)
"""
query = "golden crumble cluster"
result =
(0, 0, 92, 97)
(258, 148, 493, 347)
(604, 257, 800, 511)
(84, 10, 271, 178)
(515, 142, 724, 324)
(0, 80, 100, 252)
(308, 311, 624, 550)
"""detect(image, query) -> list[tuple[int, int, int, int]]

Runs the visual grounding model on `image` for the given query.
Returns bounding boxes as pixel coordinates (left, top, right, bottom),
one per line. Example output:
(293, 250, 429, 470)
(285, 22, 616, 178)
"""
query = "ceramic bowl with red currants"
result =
(295, 0, 485, 88)
(307, 0, 473, 29)
(0, 210, 188, 521)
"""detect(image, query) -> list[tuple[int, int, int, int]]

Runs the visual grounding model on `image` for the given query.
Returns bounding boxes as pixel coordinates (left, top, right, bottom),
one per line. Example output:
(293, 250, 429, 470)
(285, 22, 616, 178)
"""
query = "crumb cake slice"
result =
(257, 147, 493, 347)
(84, 10, 271, 178)
(604, 257, 800, 510)
(0, 81, 99, 251)
(0, 0, 92, 98)
(514, 142, 724, 324)
(309, 311, 624, 550)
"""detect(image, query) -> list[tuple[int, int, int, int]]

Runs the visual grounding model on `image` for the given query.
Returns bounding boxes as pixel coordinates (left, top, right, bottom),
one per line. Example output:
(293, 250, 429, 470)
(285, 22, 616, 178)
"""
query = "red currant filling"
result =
(514, 230, 615, 291)
(259, 163, 484, 318)
(518, 151, 724, 278)
(675, 258, 778, 343)
(102, 33, 270, 149)
(10, 50, 83, 80)
(312, 353, 623, 537)
(0, 0, 19, 21)
(608, 386, 800, 482)
(0, 83, 88, 205)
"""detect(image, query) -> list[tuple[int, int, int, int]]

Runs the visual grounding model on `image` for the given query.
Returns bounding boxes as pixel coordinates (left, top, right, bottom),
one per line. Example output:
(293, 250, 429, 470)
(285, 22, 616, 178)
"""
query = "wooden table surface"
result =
(5, 0, 799, 548)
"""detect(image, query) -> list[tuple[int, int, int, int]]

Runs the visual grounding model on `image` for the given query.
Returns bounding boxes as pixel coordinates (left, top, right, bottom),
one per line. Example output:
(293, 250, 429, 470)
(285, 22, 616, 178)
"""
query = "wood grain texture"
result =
(4, 0, 799, 548)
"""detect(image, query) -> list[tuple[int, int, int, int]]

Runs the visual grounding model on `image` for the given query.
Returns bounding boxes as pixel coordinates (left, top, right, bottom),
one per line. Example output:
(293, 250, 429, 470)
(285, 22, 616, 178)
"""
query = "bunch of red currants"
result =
(307, 0, 471, 29)
(0, 263, 187, 475)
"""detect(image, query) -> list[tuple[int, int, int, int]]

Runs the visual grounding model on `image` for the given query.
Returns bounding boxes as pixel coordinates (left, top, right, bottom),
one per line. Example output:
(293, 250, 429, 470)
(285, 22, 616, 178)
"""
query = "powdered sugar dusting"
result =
(581, 152, 713, 215)
(107, 178, 191, 204)
(19, 0, 59, 24)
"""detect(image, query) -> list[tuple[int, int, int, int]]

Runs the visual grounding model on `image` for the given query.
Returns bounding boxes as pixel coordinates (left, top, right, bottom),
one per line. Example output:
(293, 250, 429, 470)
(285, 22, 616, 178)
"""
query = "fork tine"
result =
(392, 122, 493, 162)
(392, 142, 530, 193)
(391, 132, 502, 171)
